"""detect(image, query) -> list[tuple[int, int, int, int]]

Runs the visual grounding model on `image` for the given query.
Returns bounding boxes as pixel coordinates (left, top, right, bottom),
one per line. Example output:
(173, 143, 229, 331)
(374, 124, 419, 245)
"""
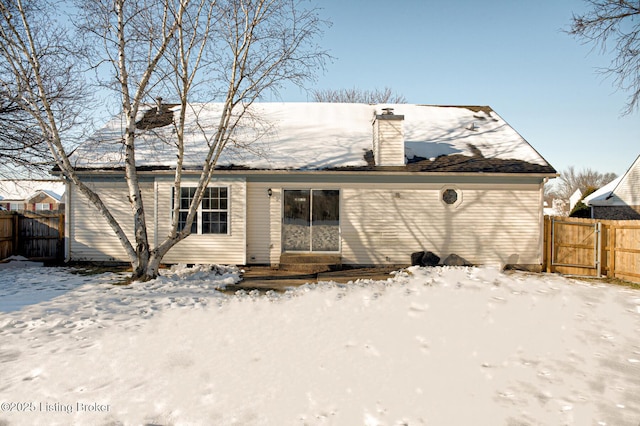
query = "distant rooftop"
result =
(0, 180, 65, 201)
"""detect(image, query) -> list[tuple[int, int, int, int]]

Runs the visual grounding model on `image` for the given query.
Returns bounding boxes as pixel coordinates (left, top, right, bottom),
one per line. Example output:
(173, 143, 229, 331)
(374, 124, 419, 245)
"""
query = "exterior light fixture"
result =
(267, 188, 273, 197)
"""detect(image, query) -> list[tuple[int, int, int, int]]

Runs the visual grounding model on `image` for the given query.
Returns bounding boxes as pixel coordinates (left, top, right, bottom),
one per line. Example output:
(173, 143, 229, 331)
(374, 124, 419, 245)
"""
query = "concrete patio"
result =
(224, 266, 402, 292)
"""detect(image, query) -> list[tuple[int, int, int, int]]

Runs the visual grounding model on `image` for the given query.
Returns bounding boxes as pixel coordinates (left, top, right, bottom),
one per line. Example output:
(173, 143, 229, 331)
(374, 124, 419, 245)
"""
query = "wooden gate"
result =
(550, 218, 601, 275)
(544, 216, 640, 283)
(0, 212, 64, 261)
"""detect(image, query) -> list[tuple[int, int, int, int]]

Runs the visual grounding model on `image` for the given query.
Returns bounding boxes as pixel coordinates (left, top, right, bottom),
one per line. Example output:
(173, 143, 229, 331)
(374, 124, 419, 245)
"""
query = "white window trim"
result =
(440, 186, 463, 208)
(173, 185, 231, 235)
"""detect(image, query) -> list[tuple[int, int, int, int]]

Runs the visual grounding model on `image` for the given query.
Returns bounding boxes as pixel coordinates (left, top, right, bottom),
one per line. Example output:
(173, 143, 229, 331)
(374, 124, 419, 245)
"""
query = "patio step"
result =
(278, 254, 342, 273)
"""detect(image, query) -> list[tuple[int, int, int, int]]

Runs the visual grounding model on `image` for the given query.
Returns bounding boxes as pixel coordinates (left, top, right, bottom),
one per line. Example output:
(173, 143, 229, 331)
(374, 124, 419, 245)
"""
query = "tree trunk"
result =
(131, 247, 151, 281)
(141, 253, 165, 281)
(128, 236, 186, 282)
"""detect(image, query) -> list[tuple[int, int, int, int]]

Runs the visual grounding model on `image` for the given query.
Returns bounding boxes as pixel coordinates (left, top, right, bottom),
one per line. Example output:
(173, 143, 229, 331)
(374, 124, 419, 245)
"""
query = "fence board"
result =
(0, 214, 13, 259)
(0, 212, 64, 261)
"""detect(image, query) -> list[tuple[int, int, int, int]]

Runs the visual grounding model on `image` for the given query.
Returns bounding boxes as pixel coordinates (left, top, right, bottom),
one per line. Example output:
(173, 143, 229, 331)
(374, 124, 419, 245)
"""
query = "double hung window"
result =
(174, 187, 228, 234)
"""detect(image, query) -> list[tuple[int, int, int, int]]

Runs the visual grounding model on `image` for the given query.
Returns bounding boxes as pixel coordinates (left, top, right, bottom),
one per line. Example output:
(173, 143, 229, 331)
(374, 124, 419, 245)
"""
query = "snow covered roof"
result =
(585, 154, 640, 207)
(73, 103, 556, 174)
(40, 190, 63, 202)
(584, 177, 622, 206)
(569, 189, 583, 210)
(0, 180, 65, 202)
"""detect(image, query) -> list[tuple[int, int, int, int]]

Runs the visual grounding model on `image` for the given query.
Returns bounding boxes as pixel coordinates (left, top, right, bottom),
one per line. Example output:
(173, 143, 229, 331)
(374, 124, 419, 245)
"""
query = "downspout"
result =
(154, 179, 159, 248)
(539, 178, 548, 267)
(242, 178, 247, 266)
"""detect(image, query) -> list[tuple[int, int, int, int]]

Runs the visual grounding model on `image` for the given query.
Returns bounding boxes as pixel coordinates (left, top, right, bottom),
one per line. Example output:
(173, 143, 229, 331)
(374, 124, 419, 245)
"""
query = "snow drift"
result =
(1, 265, 639, 425)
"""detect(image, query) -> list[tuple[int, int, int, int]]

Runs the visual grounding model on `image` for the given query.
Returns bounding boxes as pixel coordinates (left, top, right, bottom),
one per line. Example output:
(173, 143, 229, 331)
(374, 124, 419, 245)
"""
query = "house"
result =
(64, 103, 557, 269)
(0, 180, 66, 212)
(584, 155, 640, 220)
(543, 198, 566, 216)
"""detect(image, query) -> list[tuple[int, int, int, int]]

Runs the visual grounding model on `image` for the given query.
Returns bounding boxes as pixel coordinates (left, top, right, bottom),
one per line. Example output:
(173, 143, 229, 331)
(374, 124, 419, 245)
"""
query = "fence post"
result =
(545, 216, 552, 273)
(608, 223, 616, 279)
(596, 222, 602, 278)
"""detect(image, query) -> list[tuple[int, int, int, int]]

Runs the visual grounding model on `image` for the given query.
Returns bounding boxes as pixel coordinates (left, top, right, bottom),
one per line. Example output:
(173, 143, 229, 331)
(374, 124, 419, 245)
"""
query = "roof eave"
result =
(70, 167, 557, 179)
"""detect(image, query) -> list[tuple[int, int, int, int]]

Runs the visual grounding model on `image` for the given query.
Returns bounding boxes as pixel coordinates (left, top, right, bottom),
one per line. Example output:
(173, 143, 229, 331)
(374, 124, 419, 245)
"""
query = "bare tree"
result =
(0, 0, 84, 178)
(0, 97, 50, 178)
(546, 165, 617, 203)
(569, 1, 640, 114)
(312, 87, 407, 104)
(1, 0, 328, 281)
(0, 0, 144, 273)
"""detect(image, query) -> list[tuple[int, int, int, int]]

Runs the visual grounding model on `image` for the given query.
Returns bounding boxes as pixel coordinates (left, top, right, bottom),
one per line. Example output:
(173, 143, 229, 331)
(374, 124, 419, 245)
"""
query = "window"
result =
(36, 203, 51, 211)
(177, 187, 197, 233)
(202, 187, 228, 234)
(174, 186, 229, 234)
(440, 187, 462, 207)
(442, 189, 458, 205)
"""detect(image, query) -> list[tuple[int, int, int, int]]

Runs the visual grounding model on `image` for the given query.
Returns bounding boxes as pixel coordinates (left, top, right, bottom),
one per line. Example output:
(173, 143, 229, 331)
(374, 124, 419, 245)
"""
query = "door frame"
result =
(281, 188, 341, 253)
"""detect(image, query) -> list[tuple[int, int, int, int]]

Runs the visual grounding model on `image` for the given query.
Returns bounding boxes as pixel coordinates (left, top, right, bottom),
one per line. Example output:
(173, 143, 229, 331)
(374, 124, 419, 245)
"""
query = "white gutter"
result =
(74, 168, 559, 179)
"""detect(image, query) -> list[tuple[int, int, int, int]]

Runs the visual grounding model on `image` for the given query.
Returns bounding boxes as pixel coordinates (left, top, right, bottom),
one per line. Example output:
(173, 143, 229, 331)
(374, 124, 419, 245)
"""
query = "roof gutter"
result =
(71, 168, 559, 179)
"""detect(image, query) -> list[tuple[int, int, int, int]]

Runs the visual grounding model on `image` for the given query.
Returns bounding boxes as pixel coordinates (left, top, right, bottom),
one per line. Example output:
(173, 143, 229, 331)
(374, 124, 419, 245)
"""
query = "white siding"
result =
(244, 179, 544, 267)
(246, 182, 272, 264)
(160, 178, 246, 265)
(615, 156, 640, 206)
(70, 180, 155, 262)
(71, 174, 544, 267)
(69, 177, 246, 264)
(340, 183, 542, 267)
(373, 117, 405, 166)
(269, 188, 282, 264)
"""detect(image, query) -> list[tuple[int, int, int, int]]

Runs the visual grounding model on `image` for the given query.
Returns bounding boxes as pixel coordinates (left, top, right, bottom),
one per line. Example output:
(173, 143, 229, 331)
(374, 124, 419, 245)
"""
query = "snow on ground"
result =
(1, 265, 639, 425)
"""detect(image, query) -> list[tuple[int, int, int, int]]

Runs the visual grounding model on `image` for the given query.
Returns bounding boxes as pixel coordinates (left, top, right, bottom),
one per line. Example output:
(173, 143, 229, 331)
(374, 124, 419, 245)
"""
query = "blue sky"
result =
(276, 0, 639, 177)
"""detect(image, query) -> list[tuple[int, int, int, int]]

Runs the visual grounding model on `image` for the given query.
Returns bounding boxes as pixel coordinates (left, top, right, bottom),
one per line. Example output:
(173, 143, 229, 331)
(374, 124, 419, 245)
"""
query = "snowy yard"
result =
(0, 264, 639, 425)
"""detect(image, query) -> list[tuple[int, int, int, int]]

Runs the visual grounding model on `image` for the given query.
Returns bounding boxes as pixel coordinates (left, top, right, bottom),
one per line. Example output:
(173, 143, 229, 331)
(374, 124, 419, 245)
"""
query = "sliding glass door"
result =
(282, 189, 340, 252)
(283, 190, 311, 251)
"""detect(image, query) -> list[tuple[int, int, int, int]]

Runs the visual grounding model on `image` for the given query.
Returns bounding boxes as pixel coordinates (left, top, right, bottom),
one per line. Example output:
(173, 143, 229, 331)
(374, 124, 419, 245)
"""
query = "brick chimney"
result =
(372, 107, 405, 166)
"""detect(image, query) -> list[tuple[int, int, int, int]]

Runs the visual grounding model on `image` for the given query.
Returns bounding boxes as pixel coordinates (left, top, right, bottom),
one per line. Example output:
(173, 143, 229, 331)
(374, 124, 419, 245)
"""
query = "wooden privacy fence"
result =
(0, 212, 64, 261)
(544, 216, 640, 283)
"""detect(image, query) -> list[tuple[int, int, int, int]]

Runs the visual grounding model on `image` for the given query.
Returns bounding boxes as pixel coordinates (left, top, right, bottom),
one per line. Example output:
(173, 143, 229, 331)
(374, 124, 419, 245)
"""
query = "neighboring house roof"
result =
(26, 190, 63, 203)
(584, 177, 622, 206)
(73, 103, 556, 175)
(0, 180, 65, 203)
(569, 188, 583, 210)
(585, 155, 640, 207)
(39, 190, 63, 202)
